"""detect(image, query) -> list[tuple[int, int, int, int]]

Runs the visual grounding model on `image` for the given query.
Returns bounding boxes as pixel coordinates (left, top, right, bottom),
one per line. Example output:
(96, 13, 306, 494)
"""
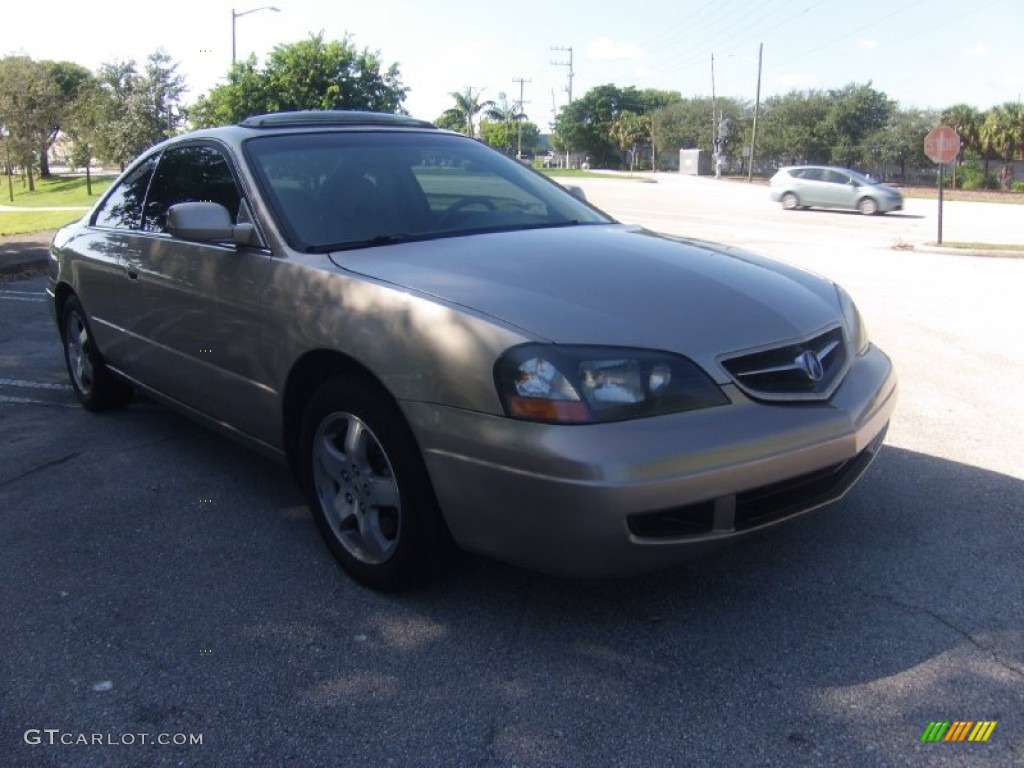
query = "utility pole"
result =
(550, 46, 574, 104)
(551, 46, 574, 167)
(711, 52, 718, 177)
(512, 77, 531, 158)
(748, 43, 763, 182)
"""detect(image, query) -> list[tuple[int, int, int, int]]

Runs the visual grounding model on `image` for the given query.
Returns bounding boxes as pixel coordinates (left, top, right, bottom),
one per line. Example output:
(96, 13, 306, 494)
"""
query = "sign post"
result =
(924, 125, 961, 245)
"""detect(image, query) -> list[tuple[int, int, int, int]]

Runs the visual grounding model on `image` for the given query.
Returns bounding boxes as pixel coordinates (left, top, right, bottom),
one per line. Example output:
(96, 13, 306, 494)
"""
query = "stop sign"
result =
(924, 125, 961, 164)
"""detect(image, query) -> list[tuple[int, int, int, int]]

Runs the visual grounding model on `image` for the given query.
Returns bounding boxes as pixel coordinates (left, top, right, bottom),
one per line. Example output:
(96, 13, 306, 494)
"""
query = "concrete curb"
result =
(910, 244, 1024, 259)
(0, 231, 55, 277)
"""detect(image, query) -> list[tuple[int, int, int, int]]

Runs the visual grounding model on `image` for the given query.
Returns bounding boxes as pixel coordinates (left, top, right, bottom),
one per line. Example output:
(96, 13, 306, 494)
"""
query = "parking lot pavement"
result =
(2, 209, 1023, 765)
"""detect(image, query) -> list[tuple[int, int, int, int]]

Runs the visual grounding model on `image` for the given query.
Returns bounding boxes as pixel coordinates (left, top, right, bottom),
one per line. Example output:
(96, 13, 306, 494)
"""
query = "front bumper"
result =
(403, 345, 897, 577)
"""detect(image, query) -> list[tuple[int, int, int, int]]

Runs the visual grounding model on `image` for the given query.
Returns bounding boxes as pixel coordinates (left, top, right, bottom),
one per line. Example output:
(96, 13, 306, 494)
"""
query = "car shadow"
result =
(786, 208, 925, 220)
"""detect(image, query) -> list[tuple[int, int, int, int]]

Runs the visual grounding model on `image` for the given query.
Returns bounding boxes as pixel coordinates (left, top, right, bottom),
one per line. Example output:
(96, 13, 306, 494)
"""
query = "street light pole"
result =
(748, 43, 763, 182)
(232, 6, 281, 65)
(1, 126, 13, 203)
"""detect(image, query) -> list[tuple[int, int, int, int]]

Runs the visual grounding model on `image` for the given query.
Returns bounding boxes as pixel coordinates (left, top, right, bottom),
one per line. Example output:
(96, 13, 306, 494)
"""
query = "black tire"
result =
(858, 197, 879, 215)
(781, 192, 800, 211)
(60, 296, 132, 411)
(299, 376, 452, 591)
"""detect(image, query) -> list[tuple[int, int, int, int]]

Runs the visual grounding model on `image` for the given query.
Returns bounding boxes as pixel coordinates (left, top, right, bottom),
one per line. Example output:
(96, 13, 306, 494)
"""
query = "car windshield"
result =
(845, 169, 877, 185)
(244, 131, 611, 252)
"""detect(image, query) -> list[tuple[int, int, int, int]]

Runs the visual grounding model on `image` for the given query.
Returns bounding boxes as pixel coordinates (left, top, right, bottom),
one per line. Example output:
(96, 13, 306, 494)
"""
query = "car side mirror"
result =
(167, 202, 255, 246)
(565, 184, 587, 201)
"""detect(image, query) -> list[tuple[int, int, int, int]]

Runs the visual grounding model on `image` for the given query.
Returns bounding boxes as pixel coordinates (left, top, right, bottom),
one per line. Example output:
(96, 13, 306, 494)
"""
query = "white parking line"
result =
(0, 378, 73, 391)
(0, 295, 45, 302)
(0, 394, 75, 407)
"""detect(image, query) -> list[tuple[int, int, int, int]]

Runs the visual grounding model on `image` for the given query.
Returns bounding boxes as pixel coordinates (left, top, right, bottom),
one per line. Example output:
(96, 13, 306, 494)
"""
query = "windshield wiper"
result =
(305, 233, 424, 253)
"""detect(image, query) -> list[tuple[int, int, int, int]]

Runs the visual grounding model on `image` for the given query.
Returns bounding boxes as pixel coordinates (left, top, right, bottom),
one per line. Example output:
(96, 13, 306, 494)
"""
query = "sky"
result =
(4, 0, 1023, 129)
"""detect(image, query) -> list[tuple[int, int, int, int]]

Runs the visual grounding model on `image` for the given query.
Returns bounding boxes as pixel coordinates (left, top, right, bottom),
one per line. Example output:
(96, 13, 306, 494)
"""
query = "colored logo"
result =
(921, 721, 997, 742)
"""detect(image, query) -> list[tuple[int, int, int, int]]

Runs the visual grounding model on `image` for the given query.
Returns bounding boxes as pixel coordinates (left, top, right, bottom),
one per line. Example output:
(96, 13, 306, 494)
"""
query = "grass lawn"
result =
(1, 173, 113, 208)
(539, 168, 622, 179)
(0, 210, 84, 236)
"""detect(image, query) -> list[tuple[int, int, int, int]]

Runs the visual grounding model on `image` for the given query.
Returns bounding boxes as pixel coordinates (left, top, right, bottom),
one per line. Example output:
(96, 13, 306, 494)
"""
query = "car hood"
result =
(331, 224, 840, 376)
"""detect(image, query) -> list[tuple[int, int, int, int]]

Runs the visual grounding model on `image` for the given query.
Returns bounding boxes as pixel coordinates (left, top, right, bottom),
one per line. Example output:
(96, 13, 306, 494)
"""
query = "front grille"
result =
(720, 326, 848, 402)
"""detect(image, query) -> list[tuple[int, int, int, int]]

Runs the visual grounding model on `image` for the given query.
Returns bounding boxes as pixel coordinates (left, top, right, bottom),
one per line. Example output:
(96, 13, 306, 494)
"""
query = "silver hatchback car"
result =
(48, 112, 896, 590)
(770, 165, 904, 215)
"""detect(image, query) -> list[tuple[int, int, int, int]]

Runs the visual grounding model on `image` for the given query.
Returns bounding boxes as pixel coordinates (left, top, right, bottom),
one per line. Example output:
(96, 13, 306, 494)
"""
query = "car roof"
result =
(239, 110, 436, 130)
(159, 110, 442, 149)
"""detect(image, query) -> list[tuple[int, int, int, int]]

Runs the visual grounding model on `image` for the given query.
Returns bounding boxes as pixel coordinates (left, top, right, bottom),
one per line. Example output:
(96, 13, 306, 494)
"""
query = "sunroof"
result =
(240, 111, 436, 129)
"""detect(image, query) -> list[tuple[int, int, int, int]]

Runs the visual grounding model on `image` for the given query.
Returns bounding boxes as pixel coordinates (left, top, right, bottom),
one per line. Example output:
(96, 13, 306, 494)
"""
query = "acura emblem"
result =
(795, 350, 824, 382)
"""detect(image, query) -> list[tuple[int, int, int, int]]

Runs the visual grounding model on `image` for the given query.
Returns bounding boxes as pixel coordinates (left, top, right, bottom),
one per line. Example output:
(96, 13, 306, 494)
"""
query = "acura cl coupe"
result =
(48, 111, 896, 590)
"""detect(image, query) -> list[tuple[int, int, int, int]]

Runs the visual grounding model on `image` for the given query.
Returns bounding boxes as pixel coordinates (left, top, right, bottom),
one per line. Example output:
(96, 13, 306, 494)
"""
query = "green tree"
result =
(0, 56, 61, 191)
(980, 102, 1024, 189)
(864, 108, 936, 182)
(93, 51, 186, 168)
(651, 98, 715, 155)
(823, 82, 895, 168)
(941, 103, 982, 158)
(755, 90, 832, 167)
(610, 112, 652, 172)
(190, 33, 407, 127)
(941, 104, 983, 186)
(439, 89, 495, 137)
(553, 84, 679, 168)
(37, 60, 93, 177)
(63, 80, 110, 195)
(478, 92, 529, 153)
(480, 120, 540, 155)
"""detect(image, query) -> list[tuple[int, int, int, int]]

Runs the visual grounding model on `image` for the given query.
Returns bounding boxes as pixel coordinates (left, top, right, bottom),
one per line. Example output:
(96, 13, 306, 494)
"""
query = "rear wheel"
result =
(61, 296, 132, 411)
(781, 192, 800, 210)
(858, 197, 879, 215)
(300, 376, 451, 590)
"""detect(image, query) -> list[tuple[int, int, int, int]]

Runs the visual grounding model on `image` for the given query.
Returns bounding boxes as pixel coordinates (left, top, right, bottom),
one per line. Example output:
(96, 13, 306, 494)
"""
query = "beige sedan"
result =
(48, 111, 896, 590)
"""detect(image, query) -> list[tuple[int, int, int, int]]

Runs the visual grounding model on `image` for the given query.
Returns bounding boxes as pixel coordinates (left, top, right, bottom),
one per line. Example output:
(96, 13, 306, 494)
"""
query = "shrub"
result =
(957, 162, 998, 190)
(1012, 181, 1024, 193)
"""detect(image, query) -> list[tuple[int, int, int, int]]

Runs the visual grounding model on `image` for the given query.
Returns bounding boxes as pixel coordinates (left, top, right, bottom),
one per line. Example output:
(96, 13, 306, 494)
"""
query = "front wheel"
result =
(300, 377, 452, 590)
(781, 192, 800, 211)
(61, 296, 132, 411)
(858, 197, 879, 215)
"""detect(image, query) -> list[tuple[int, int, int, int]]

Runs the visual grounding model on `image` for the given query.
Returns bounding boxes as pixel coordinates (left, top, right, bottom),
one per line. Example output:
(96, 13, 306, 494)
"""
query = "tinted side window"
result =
(142, 145, 242, 233)
(823, 170, 849, 185)
(93, 156, 158, 230)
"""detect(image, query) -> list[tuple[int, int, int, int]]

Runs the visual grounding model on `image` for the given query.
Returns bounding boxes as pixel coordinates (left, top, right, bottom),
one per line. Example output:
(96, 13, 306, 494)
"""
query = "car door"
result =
(129, 142, 276, 437)
(70, 155, 158, 370)
(818, 169, 856, 209)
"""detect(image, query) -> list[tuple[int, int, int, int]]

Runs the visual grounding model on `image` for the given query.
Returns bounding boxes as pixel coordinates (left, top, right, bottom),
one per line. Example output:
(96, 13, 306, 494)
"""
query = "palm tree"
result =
(440, 89, 494, 138)
(941, 103, 983, 186)
(980, 102, 1024, 189)
(482, 92, 527, 153)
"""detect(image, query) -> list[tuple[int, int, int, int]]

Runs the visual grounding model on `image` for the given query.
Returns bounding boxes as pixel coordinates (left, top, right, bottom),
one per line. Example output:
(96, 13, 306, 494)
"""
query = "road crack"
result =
(0, 451, 80, 489)
(857, 587, 1024, 679)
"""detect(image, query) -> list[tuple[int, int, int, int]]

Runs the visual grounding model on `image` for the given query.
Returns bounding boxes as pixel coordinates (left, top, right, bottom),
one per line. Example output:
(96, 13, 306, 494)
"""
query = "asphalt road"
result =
(1, 178, 1022, 767)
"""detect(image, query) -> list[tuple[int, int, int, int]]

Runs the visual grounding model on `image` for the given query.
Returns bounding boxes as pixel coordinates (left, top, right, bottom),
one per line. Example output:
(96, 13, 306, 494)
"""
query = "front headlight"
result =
(836, 285, 870, 355)
(494, 344, 728, 424)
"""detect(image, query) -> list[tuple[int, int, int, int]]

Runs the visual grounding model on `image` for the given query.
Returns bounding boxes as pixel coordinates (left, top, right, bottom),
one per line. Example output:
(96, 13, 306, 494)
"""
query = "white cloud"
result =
(855, 39, 878, 51)
(963, 43, 988, 59)
(586, 38, 644, 61)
